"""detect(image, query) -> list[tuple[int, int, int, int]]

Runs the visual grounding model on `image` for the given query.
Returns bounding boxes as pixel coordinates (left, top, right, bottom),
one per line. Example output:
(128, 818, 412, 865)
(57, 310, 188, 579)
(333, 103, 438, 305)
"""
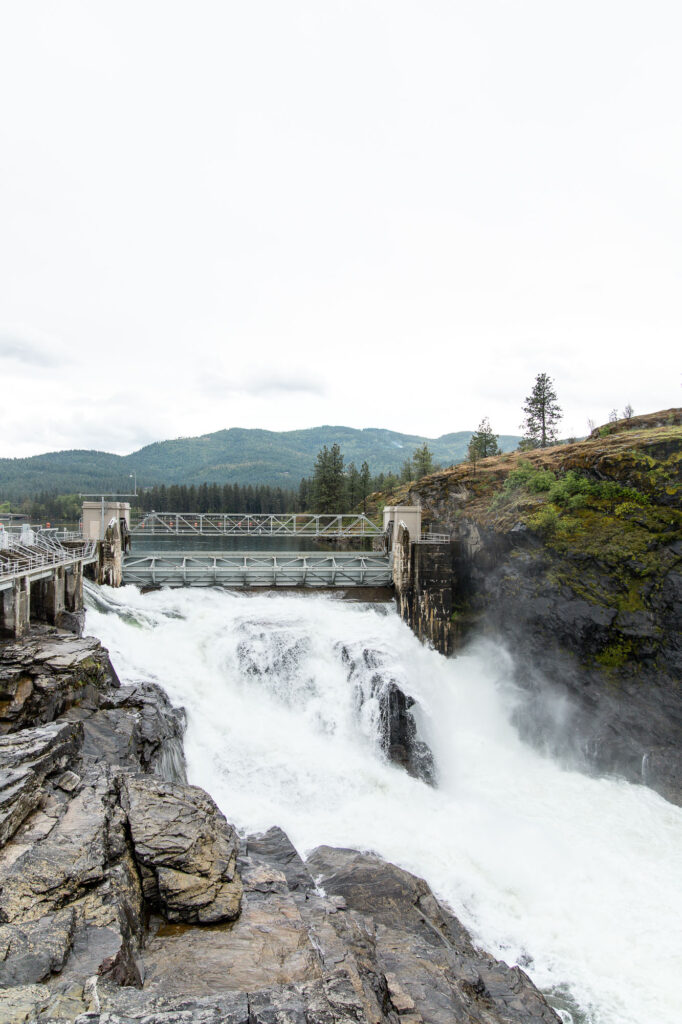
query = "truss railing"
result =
(0, 527, 97, 585)
(122, 551, 392, 588)
(130, 512, 384, 538)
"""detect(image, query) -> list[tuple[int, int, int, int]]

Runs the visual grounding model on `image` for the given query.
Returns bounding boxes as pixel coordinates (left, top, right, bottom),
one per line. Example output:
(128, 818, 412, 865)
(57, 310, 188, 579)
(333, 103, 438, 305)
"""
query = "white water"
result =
(85, 585, 682, 1024)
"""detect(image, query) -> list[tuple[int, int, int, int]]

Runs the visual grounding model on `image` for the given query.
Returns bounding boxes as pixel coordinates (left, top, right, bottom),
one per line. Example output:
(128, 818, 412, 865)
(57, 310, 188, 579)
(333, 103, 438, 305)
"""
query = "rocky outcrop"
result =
(340, 642, 436, 783)
(0, 630, 119, 734)
(121, 774, 242, 924)
(0, 627, 564, 1023)
(73, 837, 559, 1024)
(384, 418, 682, 804)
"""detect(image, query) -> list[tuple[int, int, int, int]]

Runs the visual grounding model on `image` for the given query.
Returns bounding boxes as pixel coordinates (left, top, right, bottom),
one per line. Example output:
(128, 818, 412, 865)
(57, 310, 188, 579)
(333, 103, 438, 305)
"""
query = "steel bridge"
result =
(130, 512, 384, 538)
(121, 510, 447, 590)
(123, 551, 392, 588)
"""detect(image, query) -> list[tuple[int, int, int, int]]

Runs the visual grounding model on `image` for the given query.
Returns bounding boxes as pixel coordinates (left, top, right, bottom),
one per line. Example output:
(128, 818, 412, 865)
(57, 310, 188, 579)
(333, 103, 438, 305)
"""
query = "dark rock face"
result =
(0, 629, 120, 734)
(396, 430, 682, 806)
(340, 643, 436, 784)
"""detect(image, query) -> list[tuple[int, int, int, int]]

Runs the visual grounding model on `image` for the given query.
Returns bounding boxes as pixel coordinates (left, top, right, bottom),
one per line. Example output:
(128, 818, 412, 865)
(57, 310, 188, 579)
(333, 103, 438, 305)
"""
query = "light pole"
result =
(129, 473, 137, 496)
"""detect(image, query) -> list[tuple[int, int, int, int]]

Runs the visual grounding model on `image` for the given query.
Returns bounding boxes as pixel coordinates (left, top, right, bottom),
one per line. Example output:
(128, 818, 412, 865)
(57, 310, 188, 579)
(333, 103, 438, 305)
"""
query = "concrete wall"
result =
(392, 522, 453, 655)
(83, 501, 131, 542)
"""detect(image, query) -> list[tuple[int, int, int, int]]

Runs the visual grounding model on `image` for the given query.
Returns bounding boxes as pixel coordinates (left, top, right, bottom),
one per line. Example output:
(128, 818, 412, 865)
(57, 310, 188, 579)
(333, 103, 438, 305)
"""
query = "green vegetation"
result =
(0, 425, 522, 501)
(493, 462, 651, 514)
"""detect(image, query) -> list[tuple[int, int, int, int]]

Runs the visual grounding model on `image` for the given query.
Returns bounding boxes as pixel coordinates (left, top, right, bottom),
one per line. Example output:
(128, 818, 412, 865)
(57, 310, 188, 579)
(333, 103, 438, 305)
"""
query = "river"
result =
(85, 585, 682, 1024)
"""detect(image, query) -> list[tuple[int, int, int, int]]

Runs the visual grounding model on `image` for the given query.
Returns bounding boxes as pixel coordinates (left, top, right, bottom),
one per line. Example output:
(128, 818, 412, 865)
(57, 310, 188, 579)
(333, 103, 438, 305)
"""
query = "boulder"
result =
(121, 773, 242, 923)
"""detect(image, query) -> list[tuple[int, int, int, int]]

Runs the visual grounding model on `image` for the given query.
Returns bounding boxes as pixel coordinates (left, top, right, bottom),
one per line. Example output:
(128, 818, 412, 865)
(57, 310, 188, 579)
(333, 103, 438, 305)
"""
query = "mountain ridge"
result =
(0, 424, 521, 497)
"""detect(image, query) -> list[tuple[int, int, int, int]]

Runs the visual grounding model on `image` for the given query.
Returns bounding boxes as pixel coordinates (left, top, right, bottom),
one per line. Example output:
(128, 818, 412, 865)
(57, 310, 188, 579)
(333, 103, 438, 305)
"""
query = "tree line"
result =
(3, 377, 636, 522)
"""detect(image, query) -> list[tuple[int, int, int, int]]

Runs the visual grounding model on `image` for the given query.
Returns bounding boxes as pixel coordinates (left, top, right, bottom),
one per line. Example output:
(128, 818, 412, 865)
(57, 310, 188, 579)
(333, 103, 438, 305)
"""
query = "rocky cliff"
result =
(0, 627, 562, 1023)
(379, 411, 682, 805)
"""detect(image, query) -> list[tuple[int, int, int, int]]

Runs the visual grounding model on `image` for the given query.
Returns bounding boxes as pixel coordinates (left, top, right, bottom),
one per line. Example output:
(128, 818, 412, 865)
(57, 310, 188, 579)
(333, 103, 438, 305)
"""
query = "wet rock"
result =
(245, 826, 315, 893)
(379, 681, 436, 785)
(307, 846, 562, 1024)
(70, 682, 187, 783)
(340, 644, 436, 784)
(121, 773, 242, 923)
(0, 631, 119, 734)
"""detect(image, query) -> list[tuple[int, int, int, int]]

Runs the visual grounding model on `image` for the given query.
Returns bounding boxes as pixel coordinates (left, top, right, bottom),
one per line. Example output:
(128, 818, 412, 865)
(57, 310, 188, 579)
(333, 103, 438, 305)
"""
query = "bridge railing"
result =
(130, 512, 385, 538)
(0, 527, 97, 583)
(122, 550, 393, 588)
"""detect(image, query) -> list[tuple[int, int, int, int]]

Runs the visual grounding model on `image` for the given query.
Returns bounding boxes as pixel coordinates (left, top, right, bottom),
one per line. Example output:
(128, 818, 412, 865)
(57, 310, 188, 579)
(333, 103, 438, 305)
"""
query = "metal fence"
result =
(130, 512, 384, 538)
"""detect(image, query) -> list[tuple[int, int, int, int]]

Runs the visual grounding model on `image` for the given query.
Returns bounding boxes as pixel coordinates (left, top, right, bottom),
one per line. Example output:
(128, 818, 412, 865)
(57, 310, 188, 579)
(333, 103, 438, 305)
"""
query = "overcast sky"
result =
(0, 1, 680, 458)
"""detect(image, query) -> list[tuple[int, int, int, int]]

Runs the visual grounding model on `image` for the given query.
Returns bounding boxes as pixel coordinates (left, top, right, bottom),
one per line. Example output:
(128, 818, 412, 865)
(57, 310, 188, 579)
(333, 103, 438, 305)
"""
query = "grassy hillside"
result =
(0, 425, 520, 499)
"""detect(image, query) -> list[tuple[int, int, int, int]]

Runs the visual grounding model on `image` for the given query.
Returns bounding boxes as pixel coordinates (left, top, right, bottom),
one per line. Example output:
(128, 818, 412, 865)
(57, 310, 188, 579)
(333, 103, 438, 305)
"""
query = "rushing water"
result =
(85, 585, 682, 1024)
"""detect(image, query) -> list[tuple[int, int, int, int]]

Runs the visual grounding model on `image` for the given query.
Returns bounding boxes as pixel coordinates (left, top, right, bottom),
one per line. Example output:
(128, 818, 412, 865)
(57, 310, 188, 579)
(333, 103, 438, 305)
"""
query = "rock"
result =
(121, 773, 242, 923)
(379, 681, 436, 785)
(0, 721, 83, 846)
(0, 767, 40, 848)
(0, 907, 75, 986)
(307, 846, 562, 1024)
(340, 644, 436, 784)
(71, 682, 187, 783)
(55, 608, 86, 637)
(0, 983, 50, 1024)
(245, 826, 315, 893)
(0, 632, 119, 734)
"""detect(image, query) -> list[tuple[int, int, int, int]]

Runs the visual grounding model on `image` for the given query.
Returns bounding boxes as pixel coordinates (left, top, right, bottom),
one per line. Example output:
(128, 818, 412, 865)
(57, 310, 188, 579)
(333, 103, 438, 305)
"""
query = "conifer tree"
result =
(346, 462, 360, 508)
(468, 417, 501, 460)
(311, 443, 345, 512)
(412, 443, 435, 479)
(521, 373, 562, 448)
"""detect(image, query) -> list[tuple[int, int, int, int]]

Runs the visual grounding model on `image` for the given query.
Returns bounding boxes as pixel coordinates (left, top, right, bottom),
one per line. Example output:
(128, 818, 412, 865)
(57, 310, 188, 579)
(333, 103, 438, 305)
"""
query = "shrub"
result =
(503, 461, 556, 494)
(527, 505, 561, 535)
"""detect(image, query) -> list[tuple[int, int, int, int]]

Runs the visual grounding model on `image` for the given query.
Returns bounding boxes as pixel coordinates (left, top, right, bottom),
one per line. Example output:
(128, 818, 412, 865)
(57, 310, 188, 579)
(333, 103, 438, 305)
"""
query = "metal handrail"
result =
(130, 511, 385, 537)
(0, 528, 97, 583)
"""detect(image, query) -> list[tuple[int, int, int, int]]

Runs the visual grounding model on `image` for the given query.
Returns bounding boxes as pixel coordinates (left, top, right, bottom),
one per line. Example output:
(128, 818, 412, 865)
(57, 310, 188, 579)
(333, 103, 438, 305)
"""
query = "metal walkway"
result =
(130, 512, 384, 538)
(122, 551, 393, 588)
(0, 527, 98, 591)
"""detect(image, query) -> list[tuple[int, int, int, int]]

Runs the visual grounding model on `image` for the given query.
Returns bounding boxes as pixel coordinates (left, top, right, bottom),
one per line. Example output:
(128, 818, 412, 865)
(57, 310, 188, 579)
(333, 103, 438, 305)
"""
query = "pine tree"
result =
(311, 444, 345, 513)
(468, 417, 502, 460)
(413, 443, 435, 479)
(521, 373, 562, 448)
(400, 458, 414, 483)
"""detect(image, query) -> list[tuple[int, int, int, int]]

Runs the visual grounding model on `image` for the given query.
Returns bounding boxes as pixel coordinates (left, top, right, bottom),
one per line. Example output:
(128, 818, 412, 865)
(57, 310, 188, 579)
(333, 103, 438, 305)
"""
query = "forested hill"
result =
(0, 425, 520, 499)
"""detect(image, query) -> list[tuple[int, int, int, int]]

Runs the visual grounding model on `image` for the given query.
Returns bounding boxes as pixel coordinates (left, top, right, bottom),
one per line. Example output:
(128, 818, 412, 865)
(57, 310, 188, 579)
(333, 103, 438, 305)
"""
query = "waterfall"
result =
(85, 585, 682, 1024)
